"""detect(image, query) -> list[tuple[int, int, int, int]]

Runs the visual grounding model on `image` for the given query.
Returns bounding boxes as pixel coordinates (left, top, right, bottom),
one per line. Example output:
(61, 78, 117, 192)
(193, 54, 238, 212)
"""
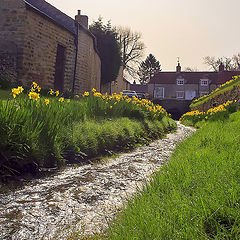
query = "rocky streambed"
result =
(0, 122, 195, 240)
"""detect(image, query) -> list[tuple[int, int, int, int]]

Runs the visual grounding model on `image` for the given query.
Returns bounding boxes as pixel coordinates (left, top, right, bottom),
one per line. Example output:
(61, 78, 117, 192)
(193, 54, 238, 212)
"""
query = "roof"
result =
(25, 0, 76, 34)
(130, 83, 148, 93)
(24, 0, 100, 55)
(149, 71, 240, 85)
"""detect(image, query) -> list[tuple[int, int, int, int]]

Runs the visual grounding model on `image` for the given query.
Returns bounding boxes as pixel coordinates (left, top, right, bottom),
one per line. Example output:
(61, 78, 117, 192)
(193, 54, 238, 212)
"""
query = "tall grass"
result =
(105, 112, 240, 240)
(0, 86, 176, 180)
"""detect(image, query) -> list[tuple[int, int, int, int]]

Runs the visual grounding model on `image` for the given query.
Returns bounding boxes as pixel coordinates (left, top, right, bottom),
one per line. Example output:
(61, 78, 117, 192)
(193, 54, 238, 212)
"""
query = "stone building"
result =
(148, 62, 240, 100)
(101, 66, 131, 94)
(0, 0, 101, 93)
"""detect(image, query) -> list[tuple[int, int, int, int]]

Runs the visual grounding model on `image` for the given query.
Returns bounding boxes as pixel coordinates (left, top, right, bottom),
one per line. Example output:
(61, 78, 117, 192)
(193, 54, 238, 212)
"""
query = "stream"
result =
(0, 122, 195, 239)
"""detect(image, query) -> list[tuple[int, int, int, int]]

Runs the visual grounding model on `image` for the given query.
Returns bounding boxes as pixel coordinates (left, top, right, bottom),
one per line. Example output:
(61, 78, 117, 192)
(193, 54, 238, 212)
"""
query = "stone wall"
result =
(0, 42, 17, 81)
(0, 0, 26, 83)
(101, 66, 130, 94)
(0, 0, 101, 94)
(191, 85, 240, 112)
(75, 28, 101, 93)
(22, 7, 76, 89)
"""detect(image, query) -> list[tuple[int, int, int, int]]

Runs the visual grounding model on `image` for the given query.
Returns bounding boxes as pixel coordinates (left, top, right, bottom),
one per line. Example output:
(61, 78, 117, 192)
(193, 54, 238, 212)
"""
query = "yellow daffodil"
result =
(44, 99, 50, 105)
(55, 90, 60, 97)
(94, 92, 102, 97)
(66, 99, 70, 103)
(58, 97, 64, 102)
(32, 82, 38, 88)
(92, 88, 96, 93)
(17, 86, 24, 93)
(29, 91, 40, 101)
(37, 86, 41, 92)
(49, 89, 54, 95)
(11, 88, 20, 98)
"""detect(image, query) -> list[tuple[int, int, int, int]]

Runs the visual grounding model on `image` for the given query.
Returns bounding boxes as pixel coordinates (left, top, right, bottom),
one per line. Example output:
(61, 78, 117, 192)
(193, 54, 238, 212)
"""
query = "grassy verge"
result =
(0, 84, 176, 181)
(104, 111, 240, 239)
(0, 89, 11, 100)
(190, 75, 240, 108)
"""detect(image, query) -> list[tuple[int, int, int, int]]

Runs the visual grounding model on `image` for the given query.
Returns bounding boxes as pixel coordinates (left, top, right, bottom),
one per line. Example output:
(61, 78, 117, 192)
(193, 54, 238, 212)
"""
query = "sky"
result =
(47, 0, 240, 71)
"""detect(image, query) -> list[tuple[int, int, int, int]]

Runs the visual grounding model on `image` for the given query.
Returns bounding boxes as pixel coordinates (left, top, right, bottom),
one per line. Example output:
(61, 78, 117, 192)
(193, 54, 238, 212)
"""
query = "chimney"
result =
(176, 62, 181, 72)
(219, 62, 224, 72)
(75, 10, 88, 29)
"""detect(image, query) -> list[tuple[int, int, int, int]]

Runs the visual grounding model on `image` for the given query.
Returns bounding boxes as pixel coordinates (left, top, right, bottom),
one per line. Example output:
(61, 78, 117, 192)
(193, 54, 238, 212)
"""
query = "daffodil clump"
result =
(10, 82, 73, 106)
(192, 75, 240, 106)
(11, 86, 24, 98)
(180, 100, 237, 125)
(81, 89, 168, 120)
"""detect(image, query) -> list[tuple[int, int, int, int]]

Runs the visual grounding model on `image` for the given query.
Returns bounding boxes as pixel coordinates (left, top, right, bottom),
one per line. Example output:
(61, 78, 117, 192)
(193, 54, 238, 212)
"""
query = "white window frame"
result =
(200, 79, 209, 86)
(176, 91, 184, 99)
(200, 91, 209, 97)
(177, 79, 184, 85)
(154, 87, 164, 99)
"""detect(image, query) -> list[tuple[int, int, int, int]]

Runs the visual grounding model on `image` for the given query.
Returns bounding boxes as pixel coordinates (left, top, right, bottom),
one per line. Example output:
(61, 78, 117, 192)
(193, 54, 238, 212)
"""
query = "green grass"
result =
(105, 112, 240, 239)
(0, 89, 11, 100)
(190, 76, 240, 108)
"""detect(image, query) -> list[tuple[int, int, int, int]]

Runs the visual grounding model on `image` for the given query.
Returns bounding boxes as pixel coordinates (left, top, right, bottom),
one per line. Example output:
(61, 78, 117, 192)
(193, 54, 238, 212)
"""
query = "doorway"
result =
(54, 44, 66, 91)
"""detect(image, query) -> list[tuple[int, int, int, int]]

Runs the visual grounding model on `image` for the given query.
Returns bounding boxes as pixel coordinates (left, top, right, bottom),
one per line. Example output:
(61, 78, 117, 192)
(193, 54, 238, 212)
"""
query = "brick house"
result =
(148, 62, 240, 100)
(0, 0, 101, 93)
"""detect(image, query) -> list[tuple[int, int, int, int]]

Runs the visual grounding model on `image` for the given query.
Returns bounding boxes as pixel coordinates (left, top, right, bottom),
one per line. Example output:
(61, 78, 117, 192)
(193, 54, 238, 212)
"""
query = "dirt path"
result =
(0, 122, 195, 239)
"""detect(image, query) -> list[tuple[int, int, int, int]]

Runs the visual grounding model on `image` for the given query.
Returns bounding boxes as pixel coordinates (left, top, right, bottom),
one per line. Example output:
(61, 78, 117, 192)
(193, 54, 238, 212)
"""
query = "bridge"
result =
(153, 99, 192, 120)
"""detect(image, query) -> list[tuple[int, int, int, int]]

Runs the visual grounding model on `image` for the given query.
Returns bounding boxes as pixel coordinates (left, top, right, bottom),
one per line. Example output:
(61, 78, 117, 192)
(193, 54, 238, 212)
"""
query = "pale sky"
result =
(47, 0, 240, 71)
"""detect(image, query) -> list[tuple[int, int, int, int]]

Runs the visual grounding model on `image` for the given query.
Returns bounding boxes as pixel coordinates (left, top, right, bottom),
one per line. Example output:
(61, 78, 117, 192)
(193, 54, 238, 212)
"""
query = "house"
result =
(148, 62, 240, 100)
(101, 66, 131, 94)
(0, 0, 101, 93)
(130, 81, 148, 95)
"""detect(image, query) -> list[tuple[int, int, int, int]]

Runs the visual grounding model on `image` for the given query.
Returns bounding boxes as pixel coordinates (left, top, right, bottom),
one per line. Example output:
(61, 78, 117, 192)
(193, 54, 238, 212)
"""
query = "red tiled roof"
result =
(217, 71, 240, 84)
(149, 71, 240, 85)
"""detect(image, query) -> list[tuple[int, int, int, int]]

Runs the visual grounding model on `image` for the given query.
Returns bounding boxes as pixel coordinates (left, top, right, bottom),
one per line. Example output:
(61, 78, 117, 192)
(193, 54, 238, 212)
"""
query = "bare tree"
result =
(116, 27, 145, 78)
(203, 56, 237, 71)
(184, 67, 199, 72)
(232, 53, 240, 70)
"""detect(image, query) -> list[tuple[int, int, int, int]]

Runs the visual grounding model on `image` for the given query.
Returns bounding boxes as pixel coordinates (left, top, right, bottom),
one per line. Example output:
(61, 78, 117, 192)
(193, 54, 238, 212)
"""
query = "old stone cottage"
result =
(148, 62, 240, 100)
(0, 0, 101, 93)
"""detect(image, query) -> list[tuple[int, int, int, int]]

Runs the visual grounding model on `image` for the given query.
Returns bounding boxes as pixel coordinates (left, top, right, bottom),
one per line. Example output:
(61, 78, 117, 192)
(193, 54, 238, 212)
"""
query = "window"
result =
(200, 79, 209, 86)
(176, 91, 184, 99)
(154, 87, 164, 99)
(200, 91, 209, 97)
(177, 79, 184, 85)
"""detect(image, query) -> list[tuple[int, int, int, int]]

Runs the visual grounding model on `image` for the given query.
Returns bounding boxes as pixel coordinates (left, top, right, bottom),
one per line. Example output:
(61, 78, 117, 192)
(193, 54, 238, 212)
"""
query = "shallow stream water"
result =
(0, 122, 195, 239)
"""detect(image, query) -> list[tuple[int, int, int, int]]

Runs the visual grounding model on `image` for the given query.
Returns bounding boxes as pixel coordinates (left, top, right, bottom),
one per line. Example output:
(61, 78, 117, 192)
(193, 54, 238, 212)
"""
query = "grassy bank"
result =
(104, 112, 240, 239)
(180, 100, 238, 128)
(0, 83, 176, 181)
(190, 75, 240, 108)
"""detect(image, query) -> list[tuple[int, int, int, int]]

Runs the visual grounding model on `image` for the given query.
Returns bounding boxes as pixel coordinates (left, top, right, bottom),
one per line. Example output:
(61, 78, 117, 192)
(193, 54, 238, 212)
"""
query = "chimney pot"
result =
(75, 10, 88, 29)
